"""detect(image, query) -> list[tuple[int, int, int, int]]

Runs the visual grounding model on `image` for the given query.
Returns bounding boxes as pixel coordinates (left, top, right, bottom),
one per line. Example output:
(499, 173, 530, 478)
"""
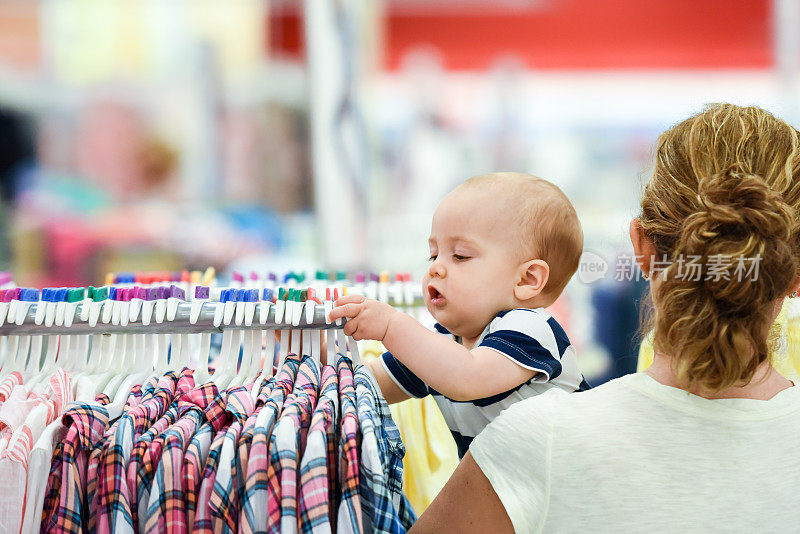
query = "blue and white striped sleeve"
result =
(478, 309, 572, 382)
(378, 322, 455, 398)
(380, 351, 430, 398)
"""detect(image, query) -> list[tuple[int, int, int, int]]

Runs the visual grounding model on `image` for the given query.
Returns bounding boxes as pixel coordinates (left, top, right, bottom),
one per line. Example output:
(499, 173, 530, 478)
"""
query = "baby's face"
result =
(423, 188, 521, 344)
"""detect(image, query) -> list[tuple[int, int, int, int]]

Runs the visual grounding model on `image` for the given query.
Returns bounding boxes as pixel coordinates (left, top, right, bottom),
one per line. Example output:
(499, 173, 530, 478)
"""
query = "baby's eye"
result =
(453, 254, 471, 261)
(428, 254, 438, 262)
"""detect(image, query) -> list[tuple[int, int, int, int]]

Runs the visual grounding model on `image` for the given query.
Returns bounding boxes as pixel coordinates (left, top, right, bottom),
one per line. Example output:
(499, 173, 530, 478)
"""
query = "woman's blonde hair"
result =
(640, 103, 800, 392)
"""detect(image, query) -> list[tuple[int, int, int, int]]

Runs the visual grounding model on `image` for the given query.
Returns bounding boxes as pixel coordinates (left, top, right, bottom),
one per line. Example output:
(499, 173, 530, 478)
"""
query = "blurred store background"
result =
(0, 0, 797, 383)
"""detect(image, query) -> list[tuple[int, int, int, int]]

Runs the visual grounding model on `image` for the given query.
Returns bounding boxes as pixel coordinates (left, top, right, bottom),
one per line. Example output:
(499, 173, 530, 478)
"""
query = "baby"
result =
(329, 172, 589, 458)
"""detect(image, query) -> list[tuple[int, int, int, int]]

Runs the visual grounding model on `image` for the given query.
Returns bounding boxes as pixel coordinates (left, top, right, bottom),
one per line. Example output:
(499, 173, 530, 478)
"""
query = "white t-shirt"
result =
(470, 372, 800, 533)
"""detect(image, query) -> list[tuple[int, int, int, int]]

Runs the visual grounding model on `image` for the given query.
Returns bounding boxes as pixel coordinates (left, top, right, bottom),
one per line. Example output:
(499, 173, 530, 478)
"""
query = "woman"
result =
(411, 103, 800, 533)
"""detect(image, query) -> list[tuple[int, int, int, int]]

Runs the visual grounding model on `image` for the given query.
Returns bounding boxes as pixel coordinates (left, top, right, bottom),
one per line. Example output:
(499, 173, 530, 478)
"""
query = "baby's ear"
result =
(515, 259, 549, 301)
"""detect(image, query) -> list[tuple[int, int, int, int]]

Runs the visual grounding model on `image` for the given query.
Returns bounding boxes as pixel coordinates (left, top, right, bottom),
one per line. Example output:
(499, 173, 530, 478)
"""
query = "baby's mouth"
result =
(428, 285, 445, 305)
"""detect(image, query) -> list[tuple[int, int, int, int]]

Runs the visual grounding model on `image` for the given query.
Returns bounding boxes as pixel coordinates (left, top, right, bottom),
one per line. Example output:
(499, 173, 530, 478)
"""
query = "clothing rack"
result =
(0, 302, 338, 336)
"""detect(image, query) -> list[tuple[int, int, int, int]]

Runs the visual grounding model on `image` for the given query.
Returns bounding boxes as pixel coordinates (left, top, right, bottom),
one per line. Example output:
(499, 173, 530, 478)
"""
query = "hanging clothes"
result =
(360, 339, 458, 514)
(336, 355, 364, 534)
(354, 365, 416, 533)
(28, 351, 413, 534)
(0, 369, 72, 534)
(240, 354, 301, 534)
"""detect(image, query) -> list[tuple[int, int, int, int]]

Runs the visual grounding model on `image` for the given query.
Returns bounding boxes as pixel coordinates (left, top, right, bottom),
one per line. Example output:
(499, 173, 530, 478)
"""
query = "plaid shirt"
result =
(354, 367, 416, 533)
(124, 383, 143, 406)
(266, 355, 321, 534)
(207, 402, 256, 532)
(240, 354, 302, 534)
(141, 382, 220, 534)
(140, 375, 161, 401)
(299, 364, 339, 533)
(208, 378, 276, 534)
(337, 356, 363, 534)
(86, 382, 148, 532)
(93, 371, 180, 534)
(193, 385, 252, 533)
(41, 402, 110, 534)
(131, 369, 196, 530)
(182, 389, 229, 528)
(40, 395, 110, 533)
(355, 367, 416, 530)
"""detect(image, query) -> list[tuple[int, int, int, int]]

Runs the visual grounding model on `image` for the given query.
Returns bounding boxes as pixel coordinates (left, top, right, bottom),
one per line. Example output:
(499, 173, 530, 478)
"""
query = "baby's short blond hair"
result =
(459, 172, 584, 298)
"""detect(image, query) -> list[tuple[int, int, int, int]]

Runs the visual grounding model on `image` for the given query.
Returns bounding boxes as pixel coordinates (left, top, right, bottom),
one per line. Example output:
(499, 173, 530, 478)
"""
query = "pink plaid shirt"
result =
(239, 354, 301, 534)
(42, 402, 110, 534)
(299, 365, 339, 533)
(131, 369, 196, 530)
(183, 389, 228, 528)
(210, 379, 275, 534)
(268, 355, 321, 534)
(193, 385, 252, 533)
(94, 371, 180, 534)
(142, 382, 220, 534)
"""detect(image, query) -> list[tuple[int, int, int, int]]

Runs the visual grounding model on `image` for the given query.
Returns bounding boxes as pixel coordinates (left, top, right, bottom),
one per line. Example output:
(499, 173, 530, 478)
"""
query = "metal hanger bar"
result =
(0, 302, 342, 336)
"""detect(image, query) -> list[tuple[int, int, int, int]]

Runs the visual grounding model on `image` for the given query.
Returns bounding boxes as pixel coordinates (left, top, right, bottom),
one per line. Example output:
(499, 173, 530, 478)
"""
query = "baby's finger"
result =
(328, 302, 362, 322)
(333, 294, 365, 307)
(343, 317, 358, 337)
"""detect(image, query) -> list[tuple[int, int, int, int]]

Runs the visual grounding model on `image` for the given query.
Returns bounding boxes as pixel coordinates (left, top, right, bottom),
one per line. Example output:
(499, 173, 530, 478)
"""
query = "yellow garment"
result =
(359, 340, 459, 513)
(637, 300, 800, 381)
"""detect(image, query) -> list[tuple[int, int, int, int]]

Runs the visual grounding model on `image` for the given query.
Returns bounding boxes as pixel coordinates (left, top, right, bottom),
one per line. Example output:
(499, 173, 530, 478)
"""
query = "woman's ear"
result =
(789, 277, 800, 298)
(514, 259, 550, 301)
(630, 218, 656, 279)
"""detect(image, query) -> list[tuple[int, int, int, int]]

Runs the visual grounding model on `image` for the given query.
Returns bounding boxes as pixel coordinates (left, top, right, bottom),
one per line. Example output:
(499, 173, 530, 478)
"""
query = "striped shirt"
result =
(382, 308, 589, 458)
(0, 369, 71, 534)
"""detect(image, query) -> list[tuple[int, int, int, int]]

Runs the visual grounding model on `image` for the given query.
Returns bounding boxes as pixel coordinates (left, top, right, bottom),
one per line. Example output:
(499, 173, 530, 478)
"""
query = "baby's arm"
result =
(365, 359, 413, 404)
(329, 296, 537, 401)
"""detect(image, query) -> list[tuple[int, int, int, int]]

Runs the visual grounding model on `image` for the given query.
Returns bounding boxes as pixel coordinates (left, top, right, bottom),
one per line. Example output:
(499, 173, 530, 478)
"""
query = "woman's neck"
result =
(645, 352, 794, 400)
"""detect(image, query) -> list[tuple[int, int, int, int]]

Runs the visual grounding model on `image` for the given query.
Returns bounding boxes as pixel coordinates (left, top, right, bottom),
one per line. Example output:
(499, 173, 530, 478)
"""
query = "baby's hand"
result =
(327, 295, 398, 341)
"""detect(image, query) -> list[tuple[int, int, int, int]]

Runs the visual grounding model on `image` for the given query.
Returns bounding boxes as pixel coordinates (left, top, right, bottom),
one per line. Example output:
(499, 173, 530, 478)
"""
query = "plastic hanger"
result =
(100, 287, 126, 395)
(274, 288, 289, 371)
(2, 288, 35, 379)
(212, 289, 242, 389)
(250, 289, 274, 403)
(289, 290, 302, 357)
(230, 289, 257, 388)
(306, 293, 322, 366)
(0, 289, 16, 330)
(191, 286, 212, 385)
(166, 285, 191, 373)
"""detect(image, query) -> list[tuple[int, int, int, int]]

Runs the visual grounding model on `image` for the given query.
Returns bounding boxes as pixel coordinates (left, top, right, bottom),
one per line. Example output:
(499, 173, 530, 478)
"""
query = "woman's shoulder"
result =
(498, 374, 646, 429)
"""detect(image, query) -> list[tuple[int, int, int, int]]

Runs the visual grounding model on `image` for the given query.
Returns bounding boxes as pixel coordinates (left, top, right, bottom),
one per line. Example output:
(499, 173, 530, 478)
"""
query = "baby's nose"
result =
(428, 260, 446, 278)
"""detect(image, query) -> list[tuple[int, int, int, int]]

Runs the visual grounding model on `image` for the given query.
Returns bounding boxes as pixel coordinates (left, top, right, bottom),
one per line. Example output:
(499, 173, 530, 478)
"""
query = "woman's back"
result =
(471, 373, 800, 533)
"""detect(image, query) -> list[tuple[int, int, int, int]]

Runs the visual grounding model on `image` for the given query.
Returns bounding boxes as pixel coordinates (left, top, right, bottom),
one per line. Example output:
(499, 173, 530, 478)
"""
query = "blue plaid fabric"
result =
(354, 366, 416, 533)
